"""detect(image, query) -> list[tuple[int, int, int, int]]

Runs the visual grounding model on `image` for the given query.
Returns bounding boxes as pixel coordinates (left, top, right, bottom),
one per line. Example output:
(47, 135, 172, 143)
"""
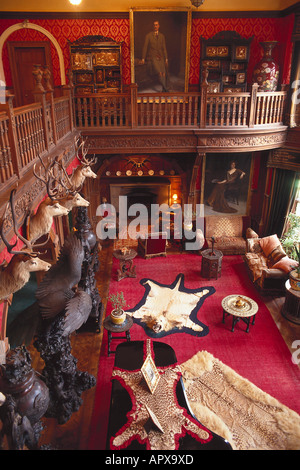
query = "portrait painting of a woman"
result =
(204, 155, 251, 215)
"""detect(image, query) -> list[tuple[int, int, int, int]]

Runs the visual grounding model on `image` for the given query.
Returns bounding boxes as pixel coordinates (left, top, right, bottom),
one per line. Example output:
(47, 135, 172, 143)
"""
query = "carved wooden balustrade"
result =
(0, 82, 288, 191)
(0, 88, 74, 190)
(73, 82, 288, 130)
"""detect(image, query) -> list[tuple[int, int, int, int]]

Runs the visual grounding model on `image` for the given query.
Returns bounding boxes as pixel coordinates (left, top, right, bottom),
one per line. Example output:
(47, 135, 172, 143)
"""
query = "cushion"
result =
(267, 245, 286, 268)
(272, 256, 299, 273)
(246, 228, 258, 239)
(259, 235, 282, 257)
(245, 252, 268, 281)
(247, 238, 262, 254)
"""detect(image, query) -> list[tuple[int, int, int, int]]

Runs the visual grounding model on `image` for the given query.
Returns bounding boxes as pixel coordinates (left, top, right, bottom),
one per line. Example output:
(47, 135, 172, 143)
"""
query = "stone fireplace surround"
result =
(110, 181, 171, 216)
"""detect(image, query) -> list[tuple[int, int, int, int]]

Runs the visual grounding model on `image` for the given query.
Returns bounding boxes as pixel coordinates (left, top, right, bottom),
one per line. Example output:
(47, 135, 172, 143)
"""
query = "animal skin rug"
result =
(126, 274, 214, 337)
(180, 351, 300, 450)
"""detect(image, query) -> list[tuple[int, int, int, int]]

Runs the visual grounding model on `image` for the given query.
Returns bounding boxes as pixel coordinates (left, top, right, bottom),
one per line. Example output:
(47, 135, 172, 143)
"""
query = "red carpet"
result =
(88, 253, 300, 450)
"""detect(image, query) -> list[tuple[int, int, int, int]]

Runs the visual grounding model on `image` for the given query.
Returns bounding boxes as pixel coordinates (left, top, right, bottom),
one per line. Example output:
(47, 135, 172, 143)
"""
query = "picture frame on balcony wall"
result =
(202, 153, 252, 216)
(230, 63, 244, 72)
(233, 45, 250, 62)
(208, 81, 221, 93)
(130, 8, 192, 93)
(236, 73, 246, 84)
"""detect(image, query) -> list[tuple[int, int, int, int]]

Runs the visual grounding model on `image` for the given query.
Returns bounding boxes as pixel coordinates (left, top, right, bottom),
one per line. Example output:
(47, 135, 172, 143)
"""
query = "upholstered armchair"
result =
(244, 229, 297, 293)
(138, 232, 168, 259)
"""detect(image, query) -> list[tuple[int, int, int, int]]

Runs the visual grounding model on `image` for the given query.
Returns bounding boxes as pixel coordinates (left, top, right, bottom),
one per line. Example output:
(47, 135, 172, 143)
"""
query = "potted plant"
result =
(289, 244, 300, 291)
(109, 292, 127, 324)
(281, 213, 300, 290)
(280, 213, 300, 258)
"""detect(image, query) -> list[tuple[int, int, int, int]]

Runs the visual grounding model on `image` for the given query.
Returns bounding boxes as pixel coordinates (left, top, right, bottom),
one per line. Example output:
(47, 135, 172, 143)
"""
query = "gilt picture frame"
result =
(130, 8, 191, 93)
(141, 353, 160, 394)
(202, 153, 253, 216)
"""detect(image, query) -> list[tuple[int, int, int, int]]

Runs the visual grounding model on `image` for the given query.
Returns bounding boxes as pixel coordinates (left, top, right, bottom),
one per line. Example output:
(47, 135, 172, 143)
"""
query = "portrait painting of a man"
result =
(131, 9, 191, 93)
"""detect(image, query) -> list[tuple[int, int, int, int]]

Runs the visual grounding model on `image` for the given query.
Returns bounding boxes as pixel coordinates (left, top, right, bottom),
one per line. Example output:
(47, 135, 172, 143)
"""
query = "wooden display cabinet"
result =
(69, 35, 123, 95)
(200, 31, 253, 92)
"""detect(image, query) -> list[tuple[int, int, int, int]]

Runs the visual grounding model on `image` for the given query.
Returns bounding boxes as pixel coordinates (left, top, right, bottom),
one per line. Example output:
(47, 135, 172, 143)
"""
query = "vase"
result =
(0, 347, 50, 425)
(0, 346, 50, 449)
(289, 270, 300, 291)
(252, 41, 279, 92)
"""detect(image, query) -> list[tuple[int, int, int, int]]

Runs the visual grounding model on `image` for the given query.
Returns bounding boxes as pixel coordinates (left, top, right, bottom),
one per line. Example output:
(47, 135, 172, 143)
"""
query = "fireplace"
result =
(110, 181, 170, 214)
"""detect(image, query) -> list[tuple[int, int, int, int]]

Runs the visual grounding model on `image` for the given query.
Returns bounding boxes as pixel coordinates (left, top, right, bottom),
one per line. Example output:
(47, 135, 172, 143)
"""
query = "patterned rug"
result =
(88, 253, 300, 450)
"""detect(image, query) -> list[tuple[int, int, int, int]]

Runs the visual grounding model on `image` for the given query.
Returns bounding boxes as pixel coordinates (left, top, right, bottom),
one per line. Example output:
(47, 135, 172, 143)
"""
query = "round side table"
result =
(222, 294, 258, 333)
(282, 280, 300, 325)
(103, 314, 133, 356)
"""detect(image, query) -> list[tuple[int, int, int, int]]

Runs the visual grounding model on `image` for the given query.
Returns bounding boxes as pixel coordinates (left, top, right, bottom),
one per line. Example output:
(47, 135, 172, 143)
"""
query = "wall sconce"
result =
(171, 193, 181, 210)
(69, 0, 82, 5)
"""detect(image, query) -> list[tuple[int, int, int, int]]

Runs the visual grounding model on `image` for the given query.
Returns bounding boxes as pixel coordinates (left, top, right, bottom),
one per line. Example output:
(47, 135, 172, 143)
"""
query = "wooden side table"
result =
(113, 248, 137, 282)
(222, 295, 258, 333)
(201, 249, 223, 279)
(282, 280, 300, 325)
(103, 314, 133, 356)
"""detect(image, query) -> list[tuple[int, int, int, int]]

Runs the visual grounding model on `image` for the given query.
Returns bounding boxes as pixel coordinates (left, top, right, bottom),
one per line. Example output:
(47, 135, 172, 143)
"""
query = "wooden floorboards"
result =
(4, 244, 300, 450)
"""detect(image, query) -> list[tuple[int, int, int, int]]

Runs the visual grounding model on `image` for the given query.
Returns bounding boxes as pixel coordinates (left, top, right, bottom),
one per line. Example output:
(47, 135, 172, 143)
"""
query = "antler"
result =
(75, 136, 96, 167)
(33, 155, 66, 200)
(0, 190, 42, 256)
(51, 157, 79, 196)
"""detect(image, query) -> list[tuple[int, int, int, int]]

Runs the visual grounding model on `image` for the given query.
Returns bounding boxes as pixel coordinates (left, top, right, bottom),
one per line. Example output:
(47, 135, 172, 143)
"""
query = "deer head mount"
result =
(71, 136, 97, 190)
(0, 189, 51, 302)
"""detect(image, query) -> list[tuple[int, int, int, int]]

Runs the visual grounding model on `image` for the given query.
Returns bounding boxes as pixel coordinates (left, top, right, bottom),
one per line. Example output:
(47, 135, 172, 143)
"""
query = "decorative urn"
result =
(0, 346, 49, 427)
(252, 41, 279, 92)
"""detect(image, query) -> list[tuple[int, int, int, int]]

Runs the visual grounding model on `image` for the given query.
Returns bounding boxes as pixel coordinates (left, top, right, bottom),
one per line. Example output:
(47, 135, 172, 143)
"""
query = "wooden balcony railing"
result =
(254, 91, 286, 126)
(0, 87, 74, 189)
(0, 82, 288, 189)
(14, 102, 46, 171)
(73, 83, 288, 130)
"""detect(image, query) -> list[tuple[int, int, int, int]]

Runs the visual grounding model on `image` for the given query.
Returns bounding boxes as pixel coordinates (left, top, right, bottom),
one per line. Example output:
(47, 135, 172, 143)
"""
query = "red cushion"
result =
(272, 256, 298, 273)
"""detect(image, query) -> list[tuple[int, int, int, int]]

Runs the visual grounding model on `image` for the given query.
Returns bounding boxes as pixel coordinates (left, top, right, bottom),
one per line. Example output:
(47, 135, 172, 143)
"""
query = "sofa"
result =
(205, 215, 250, 255)
(244, 229, 298, 293)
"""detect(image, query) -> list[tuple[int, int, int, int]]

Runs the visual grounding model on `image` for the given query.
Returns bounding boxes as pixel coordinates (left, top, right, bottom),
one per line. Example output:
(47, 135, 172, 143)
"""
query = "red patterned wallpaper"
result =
(0, 18, 131, 87)
(0, 14, 295, 88)
(190, 15, 294, 85)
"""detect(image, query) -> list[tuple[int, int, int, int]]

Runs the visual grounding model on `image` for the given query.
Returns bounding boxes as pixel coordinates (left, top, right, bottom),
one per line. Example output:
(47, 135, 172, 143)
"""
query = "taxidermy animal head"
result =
(0, 190, 51, 301)
(70, 163, 97, 191)
(0, 253, 51, 302)
(28, 199, 69, 243)
(33, 152, 91, 211)
(70, 136, 97, 191)
(57, 192, 90, 211)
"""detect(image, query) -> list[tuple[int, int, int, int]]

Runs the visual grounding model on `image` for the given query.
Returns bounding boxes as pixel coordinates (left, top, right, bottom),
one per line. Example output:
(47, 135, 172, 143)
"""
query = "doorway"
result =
(7, 41, 53, 107)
